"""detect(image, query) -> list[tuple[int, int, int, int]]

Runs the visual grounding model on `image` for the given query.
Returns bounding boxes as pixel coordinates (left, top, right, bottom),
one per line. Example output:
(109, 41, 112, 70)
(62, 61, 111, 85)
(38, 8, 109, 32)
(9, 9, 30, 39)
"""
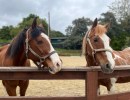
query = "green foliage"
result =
(50, 30, 65, 38)
(18, 14, 37, 29)
(99, 12, 128, 50)
(107, 0, 130, 49)
(0, 26, 13, 40)
(121, 15, 130, 34)
(111, 33, 127, 50)
(18, 14, 48, 35)
(64, 17, 92, 49)
(10, 27, 21, 38)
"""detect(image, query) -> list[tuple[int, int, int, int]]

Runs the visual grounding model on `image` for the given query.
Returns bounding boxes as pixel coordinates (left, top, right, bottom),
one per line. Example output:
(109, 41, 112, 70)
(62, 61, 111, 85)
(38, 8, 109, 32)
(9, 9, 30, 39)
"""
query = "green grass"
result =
(55, 48, 82, 56)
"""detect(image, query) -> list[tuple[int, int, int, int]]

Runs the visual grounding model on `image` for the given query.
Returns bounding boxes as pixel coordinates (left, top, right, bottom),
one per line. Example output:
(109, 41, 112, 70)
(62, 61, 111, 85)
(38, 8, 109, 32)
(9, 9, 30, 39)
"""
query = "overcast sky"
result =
(0, 0, 113, 34)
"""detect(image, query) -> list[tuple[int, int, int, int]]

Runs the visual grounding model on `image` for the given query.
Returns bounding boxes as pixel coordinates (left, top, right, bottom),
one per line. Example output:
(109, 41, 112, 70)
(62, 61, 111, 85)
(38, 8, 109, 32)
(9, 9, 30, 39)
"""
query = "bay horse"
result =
(0, 17, 62, 96)
(82, 18, 130, 94)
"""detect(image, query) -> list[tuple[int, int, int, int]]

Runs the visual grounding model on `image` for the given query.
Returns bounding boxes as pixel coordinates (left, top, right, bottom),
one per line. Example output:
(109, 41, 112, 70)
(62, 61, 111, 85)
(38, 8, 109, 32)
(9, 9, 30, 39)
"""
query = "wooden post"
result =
(86, 71, 98, 100)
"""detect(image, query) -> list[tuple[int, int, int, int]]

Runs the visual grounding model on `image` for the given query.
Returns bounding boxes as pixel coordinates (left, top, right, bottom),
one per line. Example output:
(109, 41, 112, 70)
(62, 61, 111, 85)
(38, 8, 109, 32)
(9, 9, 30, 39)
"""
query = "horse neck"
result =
(113, 50, 130, 65)
(85, 54, 97, 66)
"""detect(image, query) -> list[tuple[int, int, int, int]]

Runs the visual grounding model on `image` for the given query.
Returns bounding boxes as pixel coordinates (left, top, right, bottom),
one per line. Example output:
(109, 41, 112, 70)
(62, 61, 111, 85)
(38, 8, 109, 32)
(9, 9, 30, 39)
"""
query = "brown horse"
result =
(0, 17, 62, 96)
(82, 18, 130, 94)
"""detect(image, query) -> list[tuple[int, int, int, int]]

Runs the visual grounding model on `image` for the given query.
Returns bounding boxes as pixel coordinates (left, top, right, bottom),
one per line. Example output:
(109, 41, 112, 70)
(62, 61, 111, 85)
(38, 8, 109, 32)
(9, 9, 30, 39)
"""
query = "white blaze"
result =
(41, 33, 62, 69)
(100, 34, 115, 69)
(108, 78, 117, 94)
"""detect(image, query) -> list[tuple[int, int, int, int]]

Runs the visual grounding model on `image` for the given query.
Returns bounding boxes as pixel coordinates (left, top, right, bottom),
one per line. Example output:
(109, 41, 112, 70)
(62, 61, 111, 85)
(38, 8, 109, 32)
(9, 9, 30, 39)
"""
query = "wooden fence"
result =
(0, 65, 130, 100)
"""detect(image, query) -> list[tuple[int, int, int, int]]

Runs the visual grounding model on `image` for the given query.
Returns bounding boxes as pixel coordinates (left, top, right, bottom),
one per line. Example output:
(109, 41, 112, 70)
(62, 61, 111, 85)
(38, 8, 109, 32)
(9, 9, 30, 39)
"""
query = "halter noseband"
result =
(25, 28, 56, 69)
(86, 30, 112, 64)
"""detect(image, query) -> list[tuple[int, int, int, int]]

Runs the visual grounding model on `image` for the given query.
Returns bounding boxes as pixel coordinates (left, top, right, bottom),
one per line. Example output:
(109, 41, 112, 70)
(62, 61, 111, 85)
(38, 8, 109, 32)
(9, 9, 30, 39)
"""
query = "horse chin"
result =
(48, 66, 61, 74)
(49, 69, 57, 74)
(35, 61, 61, 74)
(102, 69, 114, 74)
(100, 66, 114, 74)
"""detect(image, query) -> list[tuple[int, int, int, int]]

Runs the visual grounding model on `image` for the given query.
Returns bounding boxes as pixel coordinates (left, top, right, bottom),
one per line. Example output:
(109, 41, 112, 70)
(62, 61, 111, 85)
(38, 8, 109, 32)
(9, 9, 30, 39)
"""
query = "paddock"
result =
(0, 56, 130, 100)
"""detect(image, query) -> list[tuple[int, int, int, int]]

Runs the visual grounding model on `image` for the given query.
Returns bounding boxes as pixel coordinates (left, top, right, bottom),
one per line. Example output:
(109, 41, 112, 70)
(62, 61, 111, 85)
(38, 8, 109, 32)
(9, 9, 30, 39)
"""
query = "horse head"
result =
(83, 18, 115, 74)
(25, 17, 62, 74)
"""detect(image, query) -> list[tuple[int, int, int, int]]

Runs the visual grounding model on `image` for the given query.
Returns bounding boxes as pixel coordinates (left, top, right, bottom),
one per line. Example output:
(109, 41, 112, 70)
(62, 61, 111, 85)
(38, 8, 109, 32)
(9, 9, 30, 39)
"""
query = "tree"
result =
(99, 12, 127, 50)
(65, 25, 73, 36)
(0, 26, 13, 40)
(109, 0, 130, 22)
(10, 27, 21, 38)
(109, 0, 130, 48)
(0, 14, 49, 43)
(18, 14, 38, 29)
(121, 15, 130, 34)
(109, 0, 130, 36)
(49, 30, 64, 38)
(11, 14, 48, 37)
(64, 17, 92, 49)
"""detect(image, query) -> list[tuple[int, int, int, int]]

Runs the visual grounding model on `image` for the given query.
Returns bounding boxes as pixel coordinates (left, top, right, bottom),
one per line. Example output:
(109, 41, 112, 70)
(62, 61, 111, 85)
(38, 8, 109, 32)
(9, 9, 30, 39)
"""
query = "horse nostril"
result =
(106, 63, 110, 69)
(56, 63, 60, 67)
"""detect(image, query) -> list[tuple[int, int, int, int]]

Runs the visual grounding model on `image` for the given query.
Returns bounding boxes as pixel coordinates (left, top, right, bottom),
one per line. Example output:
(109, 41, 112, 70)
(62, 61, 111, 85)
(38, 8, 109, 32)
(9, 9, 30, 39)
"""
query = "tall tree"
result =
(64, 17, 92, 49)
(11, 14, 48, 37)
(0, 26, 13, 40)
(109, 0, 130, 48)
(99, 12, 127, 50)
(50, 30, 64, 38)
(109, 0, 130, 22)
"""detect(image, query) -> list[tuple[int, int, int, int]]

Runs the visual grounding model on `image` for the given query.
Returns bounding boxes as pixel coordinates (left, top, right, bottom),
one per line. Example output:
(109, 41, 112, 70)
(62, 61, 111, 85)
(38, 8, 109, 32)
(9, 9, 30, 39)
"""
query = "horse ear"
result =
(105, 23, 110, 30)
(39, 23, 44, 28)
(32, 17, 37, 29)
(92, 18, 98, 29)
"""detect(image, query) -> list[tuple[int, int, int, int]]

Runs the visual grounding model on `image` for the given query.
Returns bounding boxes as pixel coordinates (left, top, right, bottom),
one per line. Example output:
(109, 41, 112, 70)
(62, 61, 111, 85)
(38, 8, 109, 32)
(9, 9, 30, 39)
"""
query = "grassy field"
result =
(0, 56, 130, 96)
(56, 48, 82, 56)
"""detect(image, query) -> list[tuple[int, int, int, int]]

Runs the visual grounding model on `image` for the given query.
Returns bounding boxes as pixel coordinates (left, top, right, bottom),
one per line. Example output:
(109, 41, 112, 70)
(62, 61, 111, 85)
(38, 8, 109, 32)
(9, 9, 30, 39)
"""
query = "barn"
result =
(51, 37, 67, 48)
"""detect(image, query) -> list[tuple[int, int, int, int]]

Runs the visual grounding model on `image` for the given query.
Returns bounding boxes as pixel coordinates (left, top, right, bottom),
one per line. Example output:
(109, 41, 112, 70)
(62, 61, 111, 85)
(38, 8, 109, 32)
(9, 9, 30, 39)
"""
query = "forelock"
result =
(31, 27, 46, 38)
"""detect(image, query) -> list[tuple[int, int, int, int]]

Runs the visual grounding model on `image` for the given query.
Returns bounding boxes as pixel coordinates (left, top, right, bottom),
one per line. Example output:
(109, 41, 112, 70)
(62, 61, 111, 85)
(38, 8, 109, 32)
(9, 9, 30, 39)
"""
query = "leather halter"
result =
(86, 30, 112, 64)
(25, 28, 56, 69)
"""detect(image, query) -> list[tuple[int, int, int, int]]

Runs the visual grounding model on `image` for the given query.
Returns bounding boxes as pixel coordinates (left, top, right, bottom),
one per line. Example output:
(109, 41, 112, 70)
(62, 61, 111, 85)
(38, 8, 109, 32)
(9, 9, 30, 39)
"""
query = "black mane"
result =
(6, 28, 27, 58)
(6, 26, 46, 58)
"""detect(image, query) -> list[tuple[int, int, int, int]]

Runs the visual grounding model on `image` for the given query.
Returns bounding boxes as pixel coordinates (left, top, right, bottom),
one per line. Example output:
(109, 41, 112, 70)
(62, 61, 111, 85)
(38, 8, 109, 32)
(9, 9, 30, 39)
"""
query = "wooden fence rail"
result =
(0, 66, 130, 100)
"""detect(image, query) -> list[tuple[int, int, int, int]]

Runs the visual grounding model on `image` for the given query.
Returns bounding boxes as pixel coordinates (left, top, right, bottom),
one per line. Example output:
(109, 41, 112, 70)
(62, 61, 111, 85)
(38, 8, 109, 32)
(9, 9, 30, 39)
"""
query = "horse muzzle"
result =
(48, 64, 62, 74)
(100, 63, 115, 74)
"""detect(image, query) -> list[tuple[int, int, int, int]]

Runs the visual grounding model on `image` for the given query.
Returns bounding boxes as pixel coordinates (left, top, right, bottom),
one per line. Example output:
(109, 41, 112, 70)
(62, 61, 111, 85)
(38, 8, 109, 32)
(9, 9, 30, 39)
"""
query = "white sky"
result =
(0, 0, 113, 34)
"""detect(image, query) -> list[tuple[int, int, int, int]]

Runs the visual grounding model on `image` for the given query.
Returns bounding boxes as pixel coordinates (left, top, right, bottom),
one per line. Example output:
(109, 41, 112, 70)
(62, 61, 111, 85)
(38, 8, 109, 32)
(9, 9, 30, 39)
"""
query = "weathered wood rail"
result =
(0, 65, 130, 100)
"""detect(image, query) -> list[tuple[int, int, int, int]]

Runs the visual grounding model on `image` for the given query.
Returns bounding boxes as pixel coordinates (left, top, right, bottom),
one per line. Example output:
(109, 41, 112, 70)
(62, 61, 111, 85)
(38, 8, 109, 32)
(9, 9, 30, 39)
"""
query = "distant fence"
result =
(0, 66, 130, 100)
(0, 42, 9, 46)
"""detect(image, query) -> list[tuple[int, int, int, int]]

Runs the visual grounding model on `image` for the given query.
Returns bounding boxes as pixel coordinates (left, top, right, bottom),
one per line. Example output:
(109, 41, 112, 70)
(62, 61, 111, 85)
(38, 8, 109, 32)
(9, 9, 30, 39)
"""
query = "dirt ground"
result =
(0, 56, 130, 96)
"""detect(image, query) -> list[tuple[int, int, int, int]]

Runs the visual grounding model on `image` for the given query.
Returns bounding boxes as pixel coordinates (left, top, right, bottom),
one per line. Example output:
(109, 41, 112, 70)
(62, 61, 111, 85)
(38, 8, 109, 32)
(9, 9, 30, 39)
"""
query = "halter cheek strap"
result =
(86, 30, 113, 64)
(25, 29, 56, 69)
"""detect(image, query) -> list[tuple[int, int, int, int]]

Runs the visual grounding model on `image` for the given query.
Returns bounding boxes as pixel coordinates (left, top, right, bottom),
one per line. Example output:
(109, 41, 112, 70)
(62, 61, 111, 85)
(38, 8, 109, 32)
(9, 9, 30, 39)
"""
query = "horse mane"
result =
(82, 32, 87, 55)
(6, 26, 46, 58)
(82, 24, 107, 55)
(6, 28, 28, 58)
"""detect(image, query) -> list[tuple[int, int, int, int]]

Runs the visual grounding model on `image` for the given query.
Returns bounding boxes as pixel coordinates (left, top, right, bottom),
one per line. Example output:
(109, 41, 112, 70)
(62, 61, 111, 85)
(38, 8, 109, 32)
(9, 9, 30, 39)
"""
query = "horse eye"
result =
(37, 40, 43, 44)
(94, 38, 98, 42)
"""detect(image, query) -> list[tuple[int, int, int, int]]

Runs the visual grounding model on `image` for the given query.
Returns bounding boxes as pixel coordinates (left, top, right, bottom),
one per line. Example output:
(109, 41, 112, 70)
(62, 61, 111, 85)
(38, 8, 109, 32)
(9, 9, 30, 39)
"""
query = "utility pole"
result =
(48, 12, 50, 37)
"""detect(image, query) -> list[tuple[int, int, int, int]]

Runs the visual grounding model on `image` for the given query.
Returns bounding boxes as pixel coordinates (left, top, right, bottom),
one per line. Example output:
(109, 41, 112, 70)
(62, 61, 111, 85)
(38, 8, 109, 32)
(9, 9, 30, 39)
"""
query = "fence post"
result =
(86, 71, 98, 100)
